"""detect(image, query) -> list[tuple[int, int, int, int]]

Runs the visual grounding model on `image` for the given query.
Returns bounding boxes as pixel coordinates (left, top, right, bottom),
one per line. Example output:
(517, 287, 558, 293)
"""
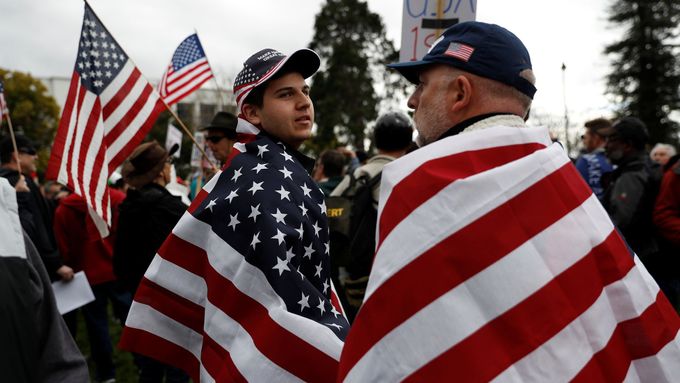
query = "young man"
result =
(338, 21, 680, 382)
(574, 117, 614, 200)
(121, 48, 348, 382)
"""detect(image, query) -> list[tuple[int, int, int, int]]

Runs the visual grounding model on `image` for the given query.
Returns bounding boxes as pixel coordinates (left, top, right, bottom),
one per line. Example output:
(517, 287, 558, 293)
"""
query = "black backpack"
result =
(326, 171, 382, 276)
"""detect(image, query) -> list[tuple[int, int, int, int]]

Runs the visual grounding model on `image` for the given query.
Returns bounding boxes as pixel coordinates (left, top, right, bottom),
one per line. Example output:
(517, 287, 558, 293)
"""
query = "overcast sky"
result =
(1, 0, 617, 130)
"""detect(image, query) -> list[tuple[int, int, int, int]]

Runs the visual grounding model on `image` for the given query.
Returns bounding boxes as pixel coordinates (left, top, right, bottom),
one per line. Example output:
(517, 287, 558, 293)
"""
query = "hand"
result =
(56, 265, 75, 281)
(14, 175, 29, 193)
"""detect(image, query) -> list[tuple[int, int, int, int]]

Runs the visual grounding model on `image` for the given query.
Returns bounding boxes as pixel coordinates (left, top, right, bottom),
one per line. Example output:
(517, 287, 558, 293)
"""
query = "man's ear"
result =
(242, 104, 261, 126)
(448, 75, 472, 115)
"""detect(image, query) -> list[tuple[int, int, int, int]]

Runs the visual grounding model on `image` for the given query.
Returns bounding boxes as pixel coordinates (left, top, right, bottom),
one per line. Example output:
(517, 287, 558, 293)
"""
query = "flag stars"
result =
(314, 262, 323, 278)
(275, 186, 291, 201)
(326, 323, 343, 331)
(318, 201, 327, 215)
(303, 243, 315, 259)
(331, 305, 341, 318)
(324, 242, 330, 255)
(295, 223, 304, 239)
(257, 144, 269, 158)
(298, 293, 310, 312)
(280, 151, 294, 162)
(279, 166, 293, 180)
(271, 229, 286, 245)
(296, 266, 304, 280)
(252, 163, 267, 174)
(313, 221, 322, 237)
(323, 279, 330, 294)
(285, 247, 296, 262)
(272, 256, 290, 276)
(301, 183, 312, 198)
(224, 189, 239, 203)
(205, 198, 218, 212)
(250, 232, 261, 249)
(298, 202, 308, 217)
(248, 181, 264, 195)
(228, 213, 240, 231)
(271, 208, 287, 224)
(248, 204, 261, 222)
(317, 297, 326, 315)
(231, 167, 243, 182)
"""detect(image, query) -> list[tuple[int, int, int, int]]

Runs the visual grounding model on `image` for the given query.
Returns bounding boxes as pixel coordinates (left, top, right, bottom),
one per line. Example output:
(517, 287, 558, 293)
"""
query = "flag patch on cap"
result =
(444, 42, 475, 62)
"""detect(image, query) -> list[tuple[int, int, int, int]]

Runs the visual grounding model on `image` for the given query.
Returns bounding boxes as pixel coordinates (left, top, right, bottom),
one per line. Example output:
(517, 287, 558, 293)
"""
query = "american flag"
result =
(158, 33, 214, 106)
(338, 126, 680, 381)
(0, 80, 8, 117)
(121, 119, 348, 382)
(443, 42, 475, 62)
(46, 4, 164, 235)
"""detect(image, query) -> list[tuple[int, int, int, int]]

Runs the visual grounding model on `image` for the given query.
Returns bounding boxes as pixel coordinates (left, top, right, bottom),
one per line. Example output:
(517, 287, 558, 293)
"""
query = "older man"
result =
(338, 21, 680, 382)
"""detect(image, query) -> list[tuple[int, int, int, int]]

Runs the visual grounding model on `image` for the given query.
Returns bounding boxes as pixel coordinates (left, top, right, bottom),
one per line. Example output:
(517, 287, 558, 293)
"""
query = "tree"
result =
(307, 0, 406, 152)
(0, 69, 61, 173)
(604, 0, 680, 145)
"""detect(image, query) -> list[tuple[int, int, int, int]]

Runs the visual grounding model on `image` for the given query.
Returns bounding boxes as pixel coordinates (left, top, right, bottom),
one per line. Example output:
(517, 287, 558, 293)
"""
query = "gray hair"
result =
(651, 143, 677, 157)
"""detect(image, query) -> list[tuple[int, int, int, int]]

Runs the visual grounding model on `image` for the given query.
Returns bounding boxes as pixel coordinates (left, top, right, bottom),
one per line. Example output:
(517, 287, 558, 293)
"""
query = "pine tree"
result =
(604, 0, 680, 144)
(308, 0, 403, 151)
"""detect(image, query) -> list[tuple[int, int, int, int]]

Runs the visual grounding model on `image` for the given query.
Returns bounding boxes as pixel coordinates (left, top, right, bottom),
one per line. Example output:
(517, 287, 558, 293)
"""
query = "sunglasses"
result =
(205, 135, 226, 144)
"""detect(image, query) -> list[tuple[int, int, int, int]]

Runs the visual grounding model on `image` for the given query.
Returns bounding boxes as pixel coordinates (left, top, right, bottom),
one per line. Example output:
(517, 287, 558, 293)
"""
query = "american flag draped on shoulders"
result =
(121, 118, 348, 382)
(0, 80, 9, 118)
(158, 33, 214, 105)
(46, 3, 164, 236)
(338, 124, 680, 382)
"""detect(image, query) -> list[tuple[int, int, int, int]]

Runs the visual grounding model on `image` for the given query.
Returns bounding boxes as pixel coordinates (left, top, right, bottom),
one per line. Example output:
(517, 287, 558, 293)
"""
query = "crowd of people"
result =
(1, 19, 679, 382)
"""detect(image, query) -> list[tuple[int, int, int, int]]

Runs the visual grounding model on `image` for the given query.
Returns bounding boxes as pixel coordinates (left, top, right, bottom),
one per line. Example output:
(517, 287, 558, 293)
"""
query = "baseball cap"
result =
(598, 117, 649, 149)
(233, 48, 320, 115)
(387, 21, 536, 99)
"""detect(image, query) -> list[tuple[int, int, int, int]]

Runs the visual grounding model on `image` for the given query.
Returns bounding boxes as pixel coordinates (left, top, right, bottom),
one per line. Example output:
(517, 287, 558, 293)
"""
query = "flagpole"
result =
(3, 112, 22, 175)
(194, 28, 225, 110)
(160, 98, 218, 172)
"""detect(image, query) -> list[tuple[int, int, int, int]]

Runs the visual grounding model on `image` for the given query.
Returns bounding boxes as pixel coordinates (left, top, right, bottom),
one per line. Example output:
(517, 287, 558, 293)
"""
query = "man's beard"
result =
(414, 95, 451, 147)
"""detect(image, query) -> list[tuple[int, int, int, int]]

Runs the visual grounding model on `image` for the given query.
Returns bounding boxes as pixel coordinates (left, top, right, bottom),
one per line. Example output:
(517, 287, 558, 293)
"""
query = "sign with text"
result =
(400, 0, 477, 62)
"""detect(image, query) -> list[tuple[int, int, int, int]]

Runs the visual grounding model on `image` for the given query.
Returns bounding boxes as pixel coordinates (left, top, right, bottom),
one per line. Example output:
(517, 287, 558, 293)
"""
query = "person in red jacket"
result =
(653, 158, 680, 311)
(53, 187, 127, 383)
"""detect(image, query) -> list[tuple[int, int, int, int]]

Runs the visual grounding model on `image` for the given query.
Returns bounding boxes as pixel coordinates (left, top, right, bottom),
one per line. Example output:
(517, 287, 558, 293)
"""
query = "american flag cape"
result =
(338, 125, 680, 382)
(158, 33, 214, 106)
(121, 119, 349, 382)
(0, 80, 9, 118)
(46, 4, 164, 236)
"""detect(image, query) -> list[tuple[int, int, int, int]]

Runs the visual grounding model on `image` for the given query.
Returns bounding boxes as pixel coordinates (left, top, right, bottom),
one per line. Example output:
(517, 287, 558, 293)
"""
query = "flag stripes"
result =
(158, 34, 214, 106)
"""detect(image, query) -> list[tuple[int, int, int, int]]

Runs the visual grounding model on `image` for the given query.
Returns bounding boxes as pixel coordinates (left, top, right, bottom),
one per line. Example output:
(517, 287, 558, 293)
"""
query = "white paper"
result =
(51, 271, 95, 314)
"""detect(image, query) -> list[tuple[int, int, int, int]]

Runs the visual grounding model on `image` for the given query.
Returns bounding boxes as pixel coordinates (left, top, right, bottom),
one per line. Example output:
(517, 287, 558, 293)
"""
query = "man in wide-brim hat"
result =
(201, 111, 238, 163)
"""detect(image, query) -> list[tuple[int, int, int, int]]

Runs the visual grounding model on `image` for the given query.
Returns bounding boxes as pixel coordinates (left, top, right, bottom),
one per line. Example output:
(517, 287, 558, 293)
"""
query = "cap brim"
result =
(278, 48, 320, 79)
(386, 60, 433, 84)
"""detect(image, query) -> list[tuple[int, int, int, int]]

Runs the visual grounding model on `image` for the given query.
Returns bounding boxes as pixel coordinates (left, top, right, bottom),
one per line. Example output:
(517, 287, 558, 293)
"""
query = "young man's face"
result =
(244, 72, 314, 149)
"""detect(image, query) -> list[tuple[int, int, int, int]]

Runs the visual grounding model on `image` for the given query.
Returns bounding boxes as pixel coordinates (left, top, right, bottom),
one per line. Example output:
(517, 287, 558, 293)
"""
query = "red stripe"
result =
(76, 99, 102, 210)
(102, 67, 141, 119)
(119, 327, 199, 383)
(103, 83, 155, 148)
(338, 162, 590, 381)
(47, 72, 80, 181)
(100, 185, 110, 225)
(64, 84, 89, 193)
(134, 277, 204, 334)
(188, 189, 209, 214)
(163, 71, 213, 106)
(378, 143, 546, 246)
(572, 292, 680, 382)
(165, 63, 211, 88)
(158, 233, 207, 277)
(406, 231, 633, 382)
(107, 99, 165, 173)
(200, 332, 247, 382)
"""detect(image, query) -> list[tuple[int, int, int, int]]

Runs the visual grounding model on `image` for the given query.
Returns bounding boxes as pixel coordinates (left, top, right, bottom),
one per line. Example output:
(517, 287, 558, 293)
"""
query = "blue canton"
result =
(76, 5, 128, 95)
(171, 34, 207, 71)
(194, 134, 350, 339)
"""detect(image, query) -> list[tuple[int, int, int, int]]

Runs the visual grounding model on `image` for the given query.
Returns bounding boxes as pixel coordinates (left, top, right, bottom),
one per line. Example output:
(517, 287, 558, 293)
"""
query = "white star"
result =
(248, 181, 264, 195)
(298, 293, 310, 311)
(313, 221, 322, 237)
(275, 186, 291, 201)
(323, 279, 330, 294)
(280, 151, 294, 162)
(285, 247, 296, 262)
(325, 323, 343, 331)
(295, 223, 304, 239)
(224, 189, 239, 203)
(248, 204, 261, 222)
(300, 183, 312, 198)
(324, 242, 330, 255)
(296, 266, 304, 280)
(272, 256, 290, 276)
(251, 232, 261, 249)
(315, 262, 323, 278)
(227, 213, 240, 231)
(271, 208, 287, 224)
(257, 144, 269, 158)
(317, 297, 326, 315)
(231, 167, 243, 182)
(279, 166, 293, 180)
(331, 305, 341, 318)
(272, 229, 286, 245)
(298, 202, 308, 217)
(318, 201, 327, 215)
(303, 243, 315, 259)
(252, 163, 268, 174)
(205, 198, 217, 212)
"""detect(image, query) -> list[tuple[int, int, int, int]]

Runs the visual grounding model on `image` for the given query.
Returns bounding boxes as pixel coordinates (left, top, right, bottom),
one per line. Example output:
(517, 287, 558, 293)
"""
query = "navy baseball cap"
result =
(233, 48, 320, 115)
(388, 21, 536, 99)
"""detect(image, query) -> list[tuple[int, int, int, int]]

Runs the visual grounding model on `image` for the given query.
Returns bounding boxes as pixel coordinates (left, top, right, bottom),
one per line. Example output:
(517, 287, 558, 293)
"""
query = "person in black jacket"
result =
(113, 141, 188, 383)
(0, 135, 73, 282)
